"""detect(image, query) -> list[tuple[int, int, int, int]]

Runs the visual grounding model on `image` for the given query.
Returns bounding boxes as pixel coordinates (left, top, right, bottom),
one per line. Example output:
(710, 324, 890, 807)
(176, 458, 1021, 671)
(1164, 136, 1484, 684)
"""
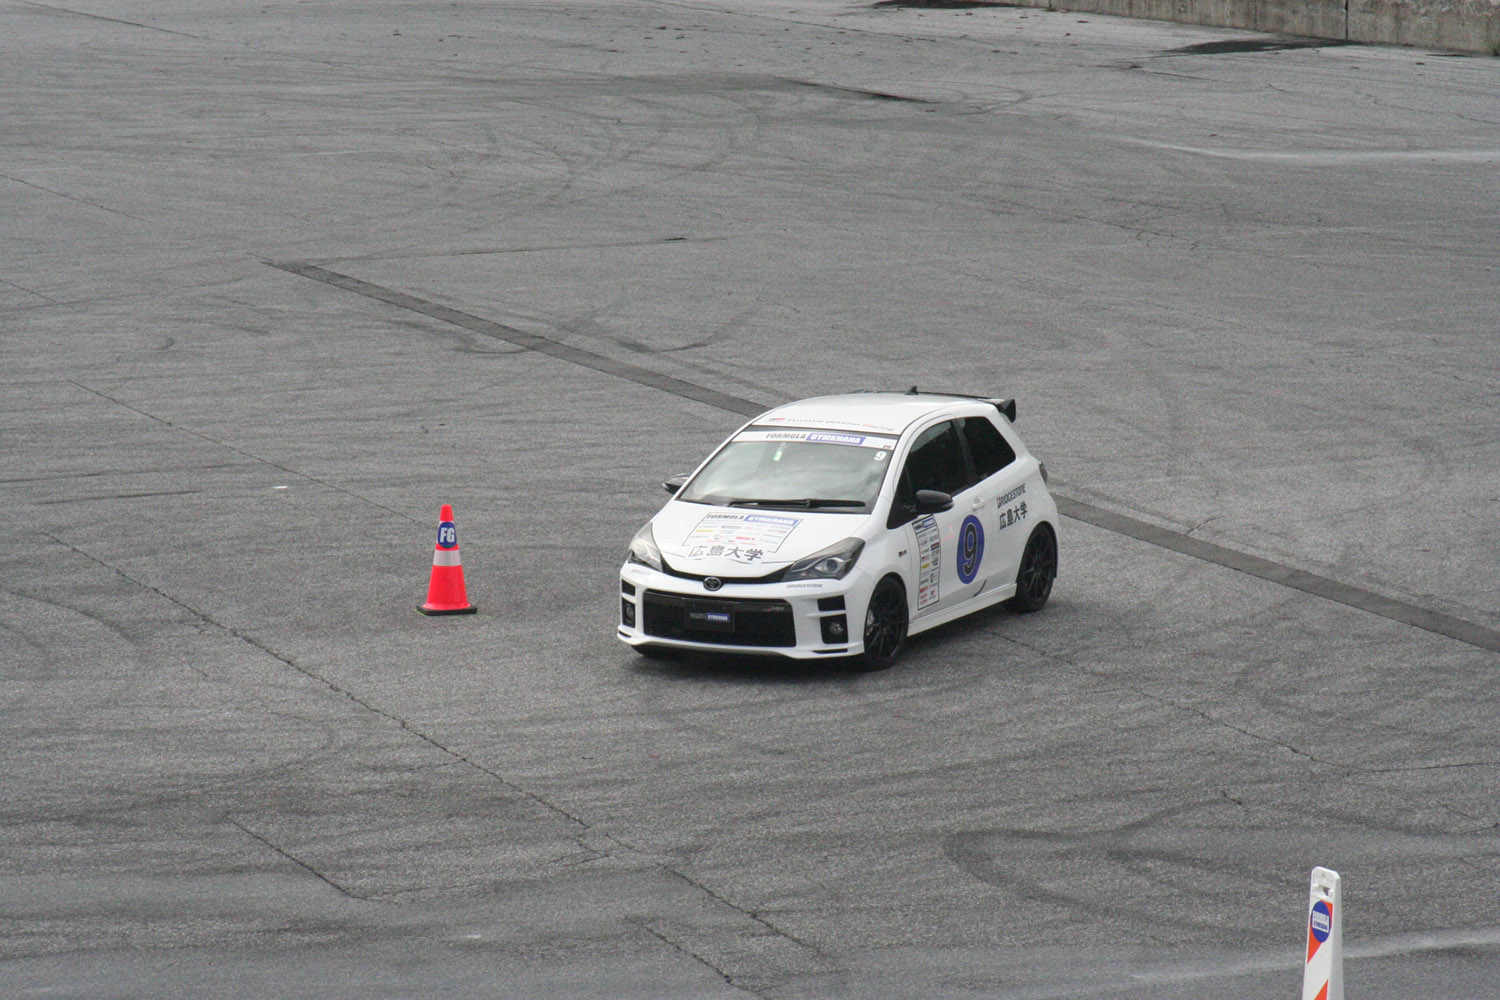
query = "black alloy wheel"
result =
(856, 576, 908, 671)
(1005, 524, 1057, 613)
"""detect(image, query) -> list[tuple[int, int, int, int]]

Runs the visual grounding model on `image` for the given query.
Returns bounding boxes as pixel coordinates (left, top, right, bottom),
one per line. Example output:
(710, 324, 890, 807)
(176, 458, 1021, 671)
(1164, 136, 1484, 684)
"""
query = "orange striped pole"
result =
(1302, 867, 1343, 1000)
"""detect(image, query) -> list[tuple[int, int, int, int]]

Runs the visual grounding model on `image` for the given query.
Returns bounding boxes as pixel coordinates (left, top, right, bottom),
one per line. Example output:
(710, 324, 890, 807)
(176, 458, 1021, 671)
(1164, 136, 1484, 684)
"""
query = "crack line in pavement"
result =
(633, 919, 762, 998)
(41, 528, 804, 939)
(41, 529, 595, 838)
(17, 1, 204, 37)
(227, 817, 365, 899)
(65, 379, 413, 522)
(271, 261, 1500, 656)
(663, 867, 825, 952)
(0, 170, 145, 220)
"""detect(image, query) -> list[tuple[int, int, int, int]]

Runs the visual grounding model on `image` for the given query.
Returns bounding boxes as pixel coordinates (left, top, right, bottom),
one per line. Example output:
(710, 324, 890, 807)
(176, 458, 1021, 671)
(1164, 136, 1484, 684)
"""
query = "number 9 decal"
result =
(957, 514, 985, 584)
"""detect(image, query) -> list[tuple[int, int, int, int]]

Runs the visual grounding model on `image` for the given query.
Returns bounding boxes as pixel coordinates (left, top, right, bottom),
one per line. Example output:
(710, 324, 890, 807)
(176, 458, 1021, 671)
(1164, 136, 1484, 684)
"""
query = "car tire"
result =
(1005, 524, 1057, 613)
(855, 575, 908, 671)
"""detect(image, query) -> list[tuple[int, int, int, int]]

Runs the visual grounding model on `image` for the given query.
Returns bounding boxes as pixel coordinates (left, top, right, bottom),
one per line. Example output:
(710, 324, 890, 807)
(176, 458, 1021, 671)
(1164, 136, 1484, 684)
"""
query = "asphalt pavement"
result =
(3, 2, 1498, 997)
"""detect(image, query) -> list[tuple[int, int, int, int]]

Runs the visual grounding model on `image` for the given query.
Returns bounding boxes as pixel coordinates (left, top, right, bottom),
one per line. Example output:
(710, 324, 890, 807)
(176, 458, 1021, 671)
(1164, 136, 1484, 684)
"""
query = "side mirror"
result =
(914, 489, 953, 514)
(663, 475, 688, 495)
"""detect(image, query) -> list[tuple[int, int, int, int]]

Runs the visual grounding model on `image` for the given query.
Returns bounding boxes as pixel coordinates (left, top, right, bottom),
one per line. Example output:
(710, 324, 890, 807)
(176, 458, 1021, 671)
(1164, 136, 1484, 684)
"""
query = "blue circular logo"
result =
(1309, 900, 1332, 943)
(957, 514, 985, 584)
(437, 521, 458, 549)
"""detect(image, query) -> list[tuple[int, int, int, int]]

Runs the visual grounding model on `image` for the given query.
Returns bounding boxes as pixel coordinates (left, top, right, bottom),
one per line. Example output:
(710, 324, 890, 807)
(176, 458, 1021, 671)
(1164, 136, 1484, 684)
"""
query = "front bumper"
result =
(617, 562, 875, 659)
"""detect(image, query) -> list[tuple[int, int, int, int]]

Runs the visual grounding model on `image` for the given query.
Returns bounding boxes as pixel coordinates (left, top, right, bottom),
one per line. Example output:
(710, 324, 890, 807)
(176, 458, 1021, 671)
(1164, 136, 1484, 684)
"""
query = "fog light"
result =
(821, 614, 848, 643)
(622, 598, 636, 627)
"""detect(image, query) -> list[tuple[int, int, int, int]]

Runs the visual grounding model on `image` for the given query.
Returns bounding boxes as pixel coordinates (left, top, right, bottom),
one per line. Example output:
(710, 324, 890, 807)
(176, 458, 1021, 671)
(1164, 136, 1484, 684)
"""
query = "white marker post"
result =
(1302, 866, 1343, 1000)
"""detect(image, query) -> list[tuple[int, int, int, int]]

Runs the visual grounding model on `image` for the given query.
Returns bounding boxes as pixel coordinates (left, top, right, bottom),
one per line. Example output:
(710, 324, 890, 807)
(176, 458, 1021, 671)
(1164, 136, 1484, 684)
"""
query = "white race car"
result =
(618, 390, 1058, 670)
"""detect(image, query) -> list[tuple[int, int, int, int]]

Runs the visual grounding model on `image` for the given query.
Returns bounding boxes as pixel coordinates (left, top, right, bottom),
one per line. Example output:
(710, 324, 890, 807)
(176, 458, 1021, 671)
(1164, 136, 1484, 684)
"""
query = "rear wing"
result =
(892, 386, 1017, 422)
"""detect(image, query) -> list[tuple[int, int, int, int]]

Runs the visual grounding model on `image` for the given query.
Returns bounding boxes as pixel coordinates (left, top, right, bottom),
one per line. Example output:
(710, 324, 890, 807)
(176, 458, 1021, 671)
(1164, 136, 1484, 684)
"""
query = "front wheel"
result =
(855, 576, 908, 671)
(1005, 524, 1057, 613)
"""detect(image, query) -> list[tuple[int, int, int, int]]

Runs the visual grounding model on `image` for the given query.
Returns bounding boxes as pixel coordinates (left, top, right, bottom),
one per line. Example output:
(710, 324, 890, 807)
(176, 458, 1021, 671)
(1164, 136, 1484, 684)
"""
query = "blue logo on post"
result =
(957, 514, 985, 584)
(1310, 900, 1332, 943)
(437, 521, 458, 549)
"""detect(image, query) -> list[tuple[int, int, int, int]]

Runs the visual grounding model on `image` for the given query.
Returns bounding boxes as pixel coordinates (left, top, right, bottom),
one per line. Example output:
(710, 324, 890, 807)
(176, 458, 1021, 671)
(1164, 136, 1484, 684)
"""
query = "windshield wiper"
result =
(727, 497, 866, 509)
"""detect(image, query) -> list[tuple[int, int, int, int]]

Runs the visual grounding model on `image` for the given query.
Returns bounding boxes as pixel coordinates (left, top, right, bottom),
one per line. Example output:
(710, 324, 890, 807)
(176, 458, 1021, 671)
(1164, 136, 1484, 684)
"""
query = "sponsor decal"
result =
(1310, 900, 1332, 943)
(436, 521, 458, 550)
(914, 514, 941, 609)
(996, 500, 1029, 531)
(806, 432, 866, 446)
(685, 512, 800, 563)
(995, 483, 1027, 507)
(957, 514, 985, 584)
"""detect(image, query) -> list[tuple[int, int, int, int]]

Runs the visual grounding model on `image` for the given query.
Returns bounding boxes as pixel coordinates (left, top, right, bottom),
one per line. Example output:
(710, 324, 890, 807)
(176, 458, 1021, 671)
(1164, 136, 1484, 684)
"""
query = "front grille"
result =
(641, 591, 796, 647)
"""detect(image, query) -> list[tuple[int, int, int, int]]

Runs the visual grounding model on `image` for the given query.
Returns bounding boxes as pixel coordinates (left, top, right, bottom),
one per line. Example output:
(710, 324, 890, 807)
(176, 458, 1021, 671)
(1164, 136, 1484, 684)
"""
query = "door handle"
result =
(971, 496, 987, 510)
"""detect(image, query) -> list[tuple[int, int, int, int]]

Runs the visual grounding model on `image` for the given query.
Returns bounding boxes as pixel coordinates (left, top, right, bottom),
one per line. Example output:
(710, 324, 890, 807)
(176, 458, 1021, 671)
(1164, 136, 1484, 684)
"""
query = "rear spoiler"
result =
(895, 386, 1018, 422)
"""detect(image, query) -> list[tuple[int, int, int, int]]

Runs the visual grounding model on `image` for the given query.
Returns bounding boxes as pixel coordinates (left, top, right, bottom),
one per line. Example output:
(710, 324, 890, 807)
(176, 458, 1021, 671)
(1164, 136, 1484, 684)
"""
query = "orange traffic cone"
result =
(418, 504, 477, 615)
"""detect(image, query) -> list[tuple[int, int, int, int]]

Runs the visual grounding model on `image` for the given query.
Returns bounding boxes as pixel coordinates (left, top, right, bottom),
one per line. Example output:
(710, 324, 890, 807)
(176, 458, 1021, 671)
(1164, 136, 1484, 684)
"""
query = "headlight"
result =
(782, 537, 864, 582)
(626, 523, 663, 571)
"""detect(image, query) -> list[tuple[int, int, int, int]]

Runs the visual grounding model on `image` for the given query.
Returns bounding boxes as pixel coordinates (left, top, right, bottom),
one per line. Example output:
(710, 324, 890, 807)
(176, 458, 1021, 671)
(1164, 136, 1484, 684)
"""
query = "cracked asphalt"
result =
(3, 1, 1498, 997)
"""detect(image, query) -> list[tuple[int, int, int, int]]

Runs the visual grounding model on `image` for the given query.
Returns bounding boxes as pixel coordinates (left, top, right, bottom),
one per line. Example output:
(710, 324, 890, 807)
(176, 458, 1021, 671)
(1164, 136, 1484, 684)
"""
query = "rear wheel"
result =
(855, 576, 908, 671)
(1005, 524, 1057, 613)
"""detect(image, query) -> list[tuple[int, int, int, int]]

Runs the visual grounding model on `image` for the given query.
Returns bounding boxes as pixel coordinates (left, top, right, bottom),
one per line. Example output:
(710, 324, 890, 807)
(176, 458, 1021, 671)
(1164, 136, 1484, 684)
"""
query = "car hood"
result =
(650, 501, 868, 575)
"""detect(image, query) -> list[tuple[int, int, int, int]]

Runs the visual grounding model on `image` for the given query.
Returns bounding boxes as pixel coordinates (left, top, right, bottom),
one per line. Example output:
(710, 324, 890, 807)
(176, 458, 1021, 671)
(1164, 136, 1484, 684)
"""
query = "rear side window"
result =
(903, 421, 973, 496)
(961, 416, 1017, 480)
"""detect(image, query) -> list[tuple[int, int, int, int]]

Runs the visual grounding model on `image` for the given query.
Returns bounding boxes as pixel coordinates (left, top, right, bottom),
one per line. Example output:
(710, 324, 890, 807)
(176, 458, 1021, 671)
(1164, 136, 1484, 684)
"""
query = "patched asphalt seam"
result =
(269, 261, 1500, 656)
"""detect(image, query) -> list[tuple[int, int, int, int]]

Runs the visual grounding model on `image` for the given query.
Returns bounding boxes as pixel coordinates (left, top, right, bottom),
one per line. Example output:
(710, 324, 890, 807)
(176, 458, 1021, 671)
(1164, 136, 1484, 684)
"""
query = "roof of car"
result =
(753, 392, 1000, 436)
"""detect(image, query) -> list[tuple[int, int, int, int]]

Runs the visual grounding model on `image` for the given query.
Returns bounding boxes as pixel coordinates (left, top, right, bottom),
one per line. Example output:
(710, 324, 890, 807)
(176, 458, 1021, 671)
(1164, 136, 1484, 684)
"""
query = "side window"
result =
(903, 421, 972, 496)
(961, 416, 1017, 480)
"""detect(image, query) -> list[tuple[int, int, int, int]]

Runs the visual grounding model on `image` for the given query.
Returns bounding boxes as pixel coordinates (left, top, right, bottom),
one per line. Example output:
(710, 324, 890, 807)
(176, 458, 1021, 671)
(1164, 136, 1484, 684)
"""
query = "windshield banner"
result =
(734, 429, 898, 450)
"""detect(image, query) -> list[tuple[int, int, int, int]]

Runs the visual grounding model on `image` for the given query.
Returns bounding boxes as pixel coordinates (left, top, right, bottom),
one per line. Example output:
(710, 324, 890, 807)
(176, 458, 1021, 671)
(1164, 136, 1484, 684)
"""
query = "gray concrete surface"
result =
(979, 0, 1500, 56)
(3, 1, 1498, 997)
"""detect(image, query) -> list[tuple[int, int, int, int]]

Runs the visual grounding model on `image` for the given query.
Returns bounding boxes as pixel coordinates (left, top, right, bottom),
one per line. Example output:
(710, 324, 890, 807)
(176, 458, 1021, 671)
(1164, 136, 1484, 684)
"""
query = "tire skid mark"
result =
(272, 262, 1500, 656)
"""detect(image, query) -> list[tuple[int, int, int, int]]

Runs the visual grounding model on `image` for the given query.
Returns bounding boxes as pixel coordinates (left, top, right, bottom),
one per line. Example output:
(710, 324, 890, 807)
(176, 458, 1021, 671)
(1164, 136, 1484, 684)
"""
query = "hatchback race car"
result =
(618, 390, 1058, 670)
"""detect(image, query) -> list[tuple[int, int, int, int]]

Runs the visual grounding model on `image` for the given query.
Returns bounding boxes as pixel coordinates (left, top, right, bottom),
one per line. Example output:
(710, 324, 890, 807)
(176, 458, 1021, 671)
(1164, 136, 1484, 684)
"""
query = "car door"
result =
(959, 414, 1030, 593)
(889, 419, 983, 619)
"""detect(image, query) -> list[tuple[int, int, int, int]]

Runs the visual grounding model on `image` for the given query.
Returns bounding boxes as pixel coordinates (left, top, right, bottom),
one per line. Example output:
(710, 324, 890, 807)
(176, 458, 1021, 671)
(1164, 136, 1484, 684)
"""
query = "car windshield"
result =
(679, 427, 898, 513)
